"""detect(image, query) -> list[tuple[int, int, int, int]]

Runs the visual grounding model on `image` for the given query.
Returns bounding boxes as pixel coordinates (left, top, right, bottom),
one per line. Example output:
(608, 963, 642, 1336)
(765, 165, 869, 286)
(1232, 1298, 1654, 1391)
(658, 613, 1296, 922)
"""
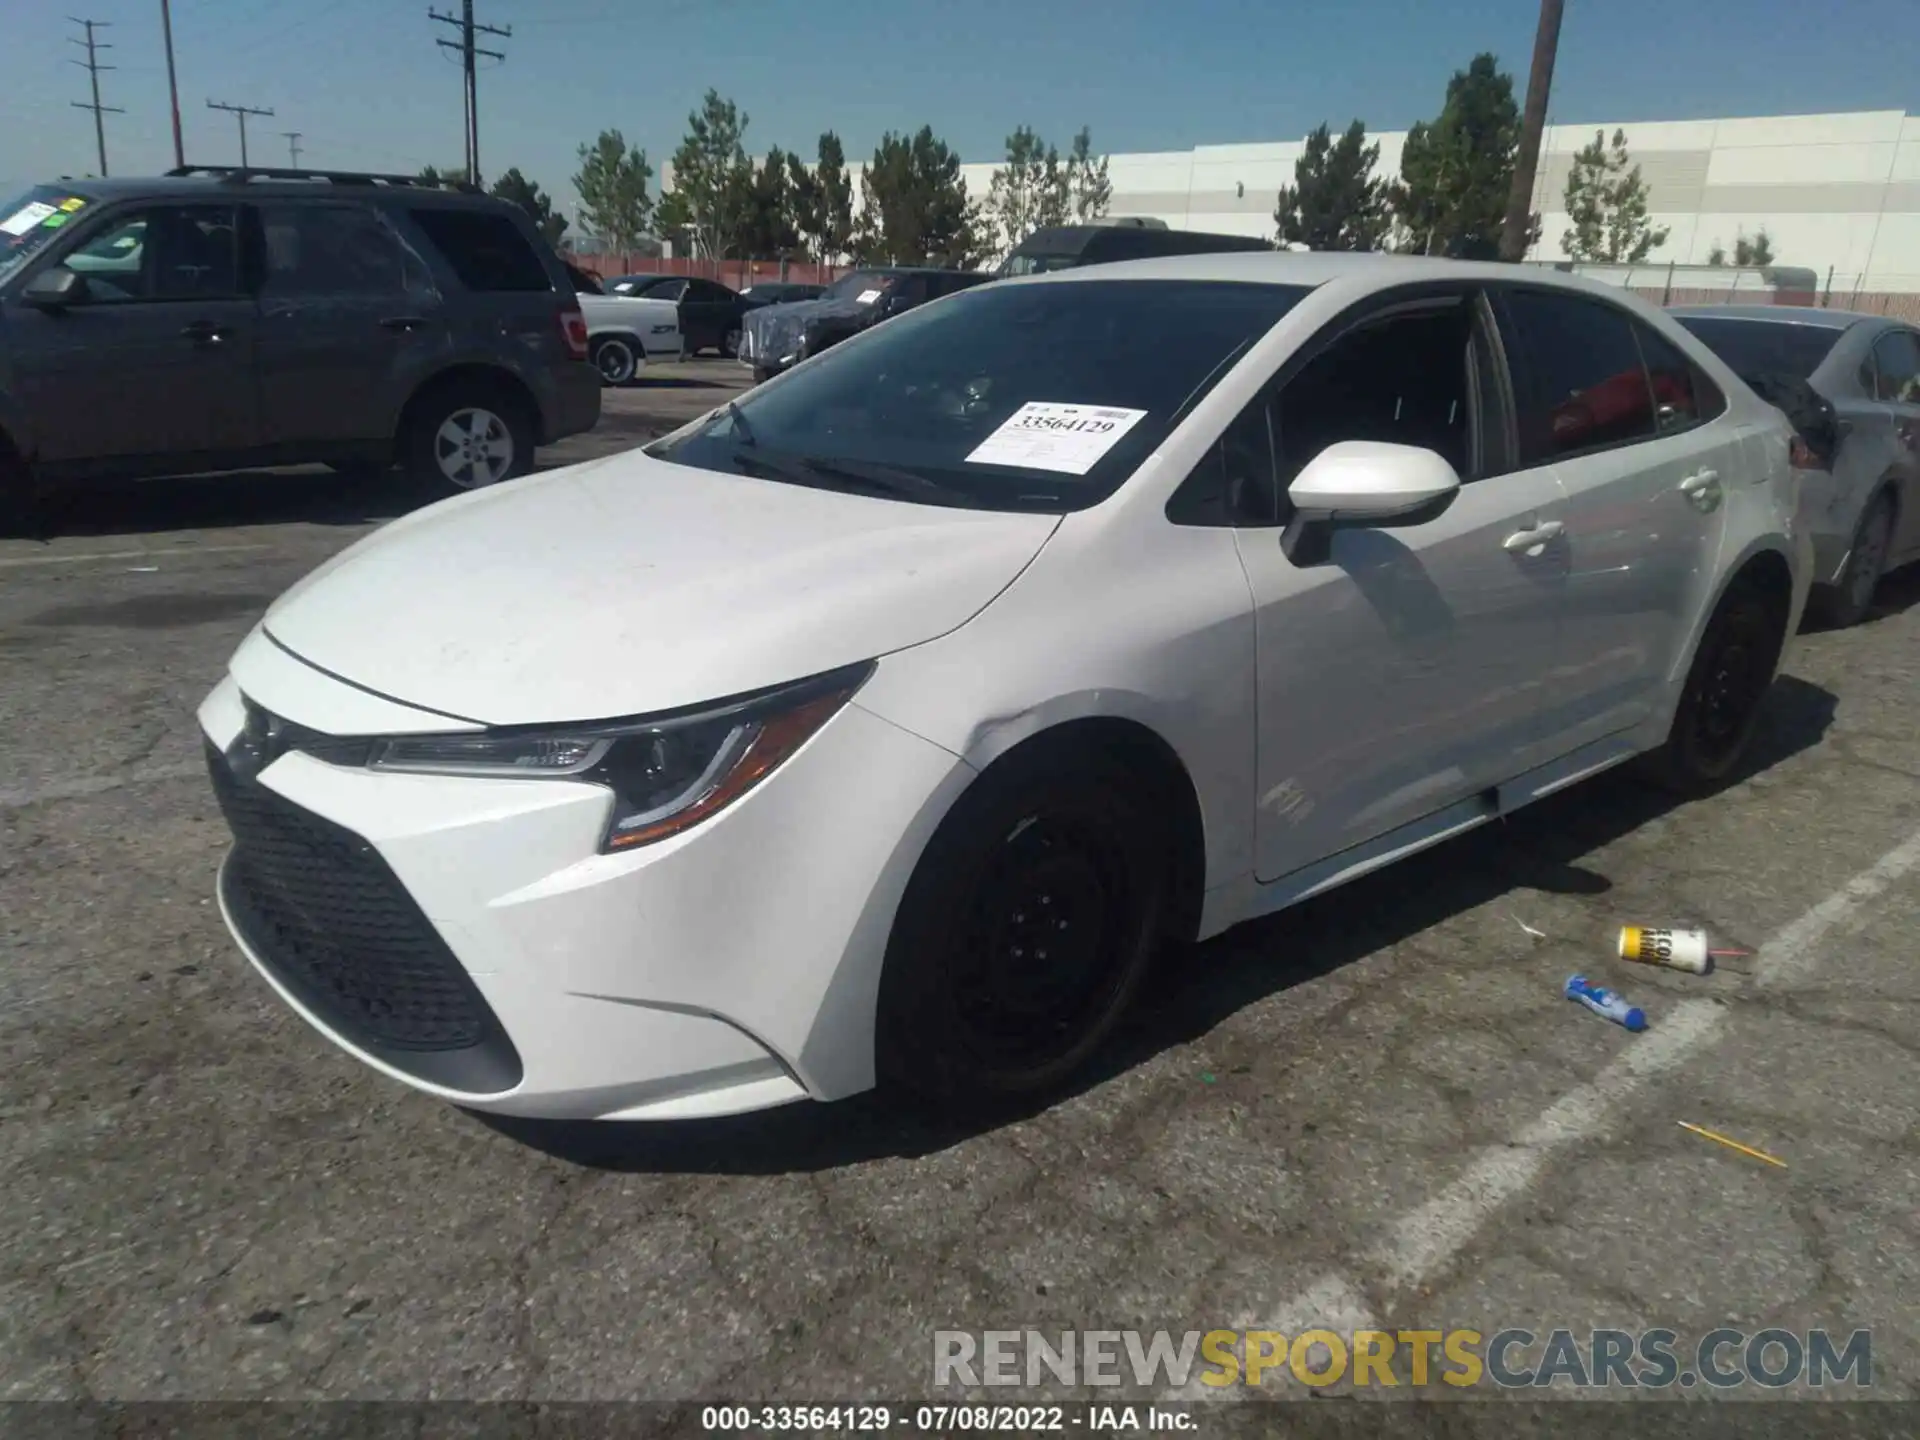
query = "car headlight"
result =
(366, 662, 873, 852)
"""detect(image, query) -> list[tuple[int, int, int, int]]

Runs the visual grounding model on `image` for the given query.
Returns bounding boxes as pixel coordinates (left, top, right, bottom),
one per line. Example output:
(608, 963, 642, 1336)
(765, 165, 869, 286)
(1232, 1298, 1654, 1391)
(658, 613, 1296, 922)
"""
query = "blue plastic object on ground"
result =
(1565, 974, 1647, 1032)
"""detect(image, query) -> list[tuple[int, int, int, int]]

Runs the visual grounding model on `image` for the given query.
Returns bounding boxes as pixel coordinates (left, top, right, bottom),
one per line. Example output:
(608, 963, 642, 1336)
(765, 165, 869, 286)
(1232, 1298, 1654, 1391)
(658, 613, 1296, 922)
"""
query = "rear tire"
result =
(874, 748, 1169, 1114)
(591, 335, 638, 387)
(1643, 577, 1788, 797)
(401, 383, 534, 495)
(1810, 491, 1895, 629)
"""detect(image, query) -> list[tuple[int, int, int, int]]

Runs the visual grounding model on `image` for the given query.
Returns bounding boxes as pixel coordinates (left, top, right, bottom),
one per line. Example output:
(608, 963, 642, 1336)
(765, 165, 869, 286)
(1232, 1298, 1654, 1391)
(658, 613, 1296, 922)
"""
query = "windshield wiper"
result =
(724, 400, 757, 447)
(726, 447, 960, 506)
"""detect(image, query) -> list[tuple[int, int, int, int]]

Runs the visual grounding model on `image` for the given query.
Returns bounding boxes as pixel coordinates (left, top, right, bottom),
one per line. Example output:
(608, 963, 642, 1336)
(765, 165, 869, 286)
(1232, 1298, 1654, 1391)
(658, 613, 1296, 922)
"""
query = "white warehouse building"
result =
(953, 108, 1920, 299)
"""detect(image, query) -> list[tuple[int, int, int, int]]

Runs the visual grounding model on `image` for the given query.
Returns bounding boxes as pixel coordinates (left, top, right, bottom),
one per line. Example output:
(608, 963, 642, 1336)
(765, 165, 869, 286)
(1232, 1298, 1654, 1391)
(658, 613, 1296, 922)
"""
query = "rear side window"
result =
(1672, 316, 1841, 385)
(257, 203, 419, 297)
(1634, 322, 1724, 431)
(406, 207, 550, 292)
(1502, 289, 1655, 463)
(1869, 330, 1920, 403)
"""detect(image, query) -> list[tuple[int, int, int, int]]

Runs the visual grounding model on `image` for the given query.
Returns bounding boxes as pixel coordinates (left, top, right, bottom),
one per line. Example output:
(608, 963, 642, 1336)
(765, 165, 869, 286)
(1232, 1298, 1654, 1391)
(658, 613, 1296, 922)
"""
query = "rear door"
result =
(11, 200, 257, 468)
(250, 200, 446, 447)
(1864, 327, 1920, 561)
(1492, 286, 1736, 750)
(681, 278, 739, 353)
(400, 203, 570, 380)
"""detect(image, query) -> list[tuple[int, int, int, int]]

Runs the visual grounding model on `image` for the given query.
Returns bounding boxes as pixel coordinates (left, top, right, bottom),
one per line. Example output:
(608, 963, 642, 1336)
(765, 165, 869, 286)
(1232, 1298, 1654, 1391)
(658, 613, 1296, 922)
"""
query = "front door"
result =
(1230, 288, 1570, 884)
(1491, 287, 1734, 747)
(251, 200, 446, 448)
(12, 202, 256, 469)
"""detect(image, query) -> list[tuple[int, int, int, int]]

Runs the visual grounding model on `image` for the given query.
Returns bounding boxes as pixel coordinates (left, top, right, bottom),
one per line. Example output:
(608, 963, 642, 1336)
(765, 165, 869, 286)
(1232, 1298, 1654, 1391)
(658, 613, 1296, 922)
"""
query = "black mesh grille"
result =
(207, 732, 522, 1090)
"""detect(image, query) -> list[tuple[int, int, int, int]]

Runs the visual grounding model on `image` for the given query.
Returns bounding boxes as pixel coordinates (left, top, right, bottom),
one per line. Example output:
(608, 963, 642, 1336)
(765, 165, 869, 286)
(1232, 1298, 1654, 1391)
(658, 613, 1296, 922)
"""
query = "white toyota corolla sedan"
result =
(199, 253, 1811, 1122)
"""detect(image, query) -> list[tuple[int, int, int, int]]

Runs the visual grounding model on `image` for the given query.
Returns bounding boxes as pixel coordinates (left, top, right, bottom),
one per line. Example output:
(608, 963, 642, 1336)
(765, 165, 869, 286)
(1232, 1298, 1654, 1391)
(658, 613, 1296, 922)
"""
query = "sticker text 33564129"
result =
(963, 401, 1149, 477)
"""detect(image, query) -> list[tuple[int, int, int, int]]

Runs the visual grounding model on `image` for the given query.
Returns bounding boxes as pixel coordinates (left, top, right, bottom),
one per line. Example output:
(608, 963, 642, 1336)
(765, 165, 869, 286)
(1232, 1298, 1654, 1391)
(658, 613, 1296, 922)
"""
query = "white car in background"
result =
(563, 262, 682, 384)
(199, 253, 1809, 1124)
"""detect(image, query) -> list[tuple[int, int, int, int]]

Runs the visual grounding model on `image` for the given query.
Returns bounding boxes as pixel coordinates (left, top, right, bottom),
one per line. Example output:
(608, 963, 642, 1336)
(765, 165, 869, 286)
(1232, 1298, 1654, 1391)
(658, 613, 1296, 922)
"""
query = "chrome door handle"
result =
(1503, 519, 1564, 553)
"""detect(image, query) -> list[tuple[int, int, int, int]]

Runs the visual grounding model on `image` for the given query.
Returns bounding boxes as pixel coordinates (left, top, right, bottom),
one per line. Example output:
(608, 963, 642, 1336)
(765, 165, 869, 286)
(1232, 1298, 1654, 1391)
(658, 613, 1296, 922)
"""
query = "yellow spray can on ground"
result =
(1617, 925, 1711, 974)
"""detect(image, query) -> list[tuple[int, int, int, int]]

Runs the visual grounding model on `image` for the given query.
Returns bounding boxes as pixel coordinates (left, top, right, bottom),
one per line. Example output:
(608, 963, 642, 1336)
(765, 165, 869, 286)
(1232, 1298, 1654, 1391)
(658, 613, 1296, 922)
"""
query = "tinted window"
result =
(406, 207, 550, 292)
(258, 203, 417, 297)
(823, 270, 891, 300)
(59, 204, 240, 302)
(1634, 322, 1715, 431)
(686, 278, 734, 302)
(648, 279, 1311, 513)
(1870, 330, 1920, 403)
(1278, 304, 1474, 486)
(1672, 316, 1841, 385)
(1503, 289, 1654, 462)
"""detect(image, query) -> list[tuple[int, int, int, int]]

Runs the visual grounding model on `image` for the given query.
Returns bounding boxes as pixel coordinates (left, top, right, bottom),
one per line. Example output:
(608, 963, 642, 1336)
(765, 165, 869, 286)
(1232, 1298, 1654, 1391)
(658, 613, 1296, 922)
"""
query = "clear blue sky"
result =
(3, 0, 1915, 216)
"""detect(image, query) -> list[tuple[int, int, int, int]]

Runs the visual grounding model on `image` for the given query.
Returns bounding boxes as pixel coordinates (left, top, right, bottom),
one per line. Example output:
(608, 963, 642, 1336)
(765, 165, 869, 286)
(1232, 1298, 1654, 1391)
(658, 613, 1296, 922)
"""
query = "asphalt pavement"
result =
(3, 360, 1917, 1406)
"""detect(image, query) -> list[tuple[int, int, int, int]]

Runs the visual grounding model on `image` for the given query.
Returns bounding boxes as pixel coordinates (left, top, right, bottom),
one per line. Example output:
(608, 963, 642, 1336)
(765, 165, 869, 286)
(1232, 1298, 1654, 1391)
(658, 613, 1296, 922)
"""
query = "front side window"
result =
(56, 204, 239, 302)
(647, 278, 1311, 513)
(822, 270, 892, 302)
(406, 207, 550, 292)
(257, 203, 421, 298)
(1870, 330, 1920, 403)
(1502, 289, 1655, 463)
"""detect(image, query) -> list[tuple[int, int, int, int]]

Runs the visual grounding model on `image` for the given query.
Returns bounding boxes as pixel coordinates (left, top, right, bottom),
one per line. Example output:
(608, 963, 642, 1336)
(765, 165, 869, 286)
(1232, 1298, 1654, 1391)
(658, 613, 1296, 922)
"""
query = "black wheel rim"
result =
(948, 811, 1136, 1071)
(597, 343, 632, 383)
(1691, 603, 1771, 766)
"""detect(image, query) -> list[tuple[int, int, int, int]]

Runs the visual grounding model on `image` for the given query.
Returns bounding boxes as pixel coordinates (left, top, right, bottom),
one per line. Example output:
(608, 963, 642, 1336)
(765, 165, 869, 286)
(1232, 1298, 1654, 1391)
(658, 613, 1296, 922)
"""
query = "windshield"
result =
(822, 270, 892, 301)
(997, 252, 1081, 278)
(647, 278, 1312, 513)
(0, 185, 94, 283)
(1674, 316, 1843, 383)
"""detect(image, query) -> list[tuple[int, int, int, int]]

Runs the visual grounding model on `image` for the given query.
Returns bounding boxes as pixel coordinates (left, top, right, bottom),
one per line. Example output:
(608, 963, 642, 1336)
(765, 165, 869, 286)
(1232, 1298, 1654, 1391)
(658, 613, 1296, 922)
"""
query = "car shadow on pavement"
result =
(626, 375, 733, 390)
(13, 468, 412, 540)
(477, 673, 1838, 1176)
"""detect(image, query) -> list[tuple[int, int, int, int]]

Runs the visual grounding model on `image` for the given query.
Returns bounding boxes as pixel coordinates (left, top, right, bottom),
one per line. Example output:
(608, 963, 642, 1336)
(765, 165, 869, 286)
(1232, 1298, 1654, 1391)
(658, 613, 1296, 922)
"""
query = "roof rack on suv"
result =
(164, 164, 484, 194)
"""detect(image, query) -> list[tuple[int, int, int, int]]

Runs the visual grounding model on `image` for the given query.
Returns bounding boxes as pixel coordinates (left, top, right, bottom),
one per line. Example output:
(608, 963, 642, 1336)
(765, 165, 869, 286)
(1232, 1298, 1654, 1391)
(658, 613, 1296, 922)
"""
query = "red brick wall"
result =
(565, 254, 857, 290)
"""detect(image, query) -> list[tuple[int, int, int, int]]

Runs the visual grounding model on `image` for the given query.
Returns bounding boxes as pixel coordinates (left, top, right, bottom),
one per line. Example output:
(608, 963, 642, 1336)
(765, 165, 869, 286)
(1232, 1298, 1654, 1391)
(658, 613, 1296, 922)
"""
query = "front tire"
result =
(591, 335, 638, 387)
(402, 386, 533, 495)
(875, 749, 1169, 1112)
(1811, 492, 1895, 629)
(1644, 577, 1788, 796)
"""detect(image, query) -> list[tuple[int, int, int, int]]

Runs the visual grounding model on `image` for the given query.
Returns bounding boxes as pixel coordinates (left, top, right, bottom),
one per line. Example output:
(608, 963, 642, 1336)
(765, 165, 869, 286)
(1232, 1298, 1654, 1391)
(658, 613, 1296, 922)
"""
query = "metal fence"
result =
(565, 253, 858, 288)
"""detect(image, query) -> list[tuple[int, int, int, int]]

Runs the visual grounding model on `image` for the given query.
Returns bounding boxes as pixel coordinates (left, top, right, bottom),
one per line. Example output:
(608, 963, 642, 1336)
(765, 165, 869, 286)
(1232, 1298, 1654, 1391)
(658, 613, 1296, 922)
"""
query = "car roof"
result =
(1667, 304, 1875, 330)
(1003, 250, 1665, 299)
(24, 172, 508, 208)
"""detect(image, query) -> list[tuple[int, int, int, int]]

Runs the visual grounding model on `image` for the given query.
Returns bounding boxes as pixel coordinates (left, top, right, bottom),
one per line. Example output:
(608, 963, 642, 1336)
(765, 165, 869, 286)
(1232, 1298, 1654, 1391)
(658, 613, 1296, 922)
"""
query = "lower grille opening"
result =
(207, 737, 523, 1094)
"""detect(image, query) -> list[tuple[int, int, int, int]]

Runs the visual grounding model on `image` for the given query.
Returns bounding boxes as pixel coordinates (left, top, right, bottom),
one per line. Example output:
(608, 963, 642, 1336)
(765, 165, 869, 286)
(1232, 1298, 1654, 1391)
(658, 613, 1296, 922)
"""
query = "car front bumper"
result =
(197, 632, 971, 1120)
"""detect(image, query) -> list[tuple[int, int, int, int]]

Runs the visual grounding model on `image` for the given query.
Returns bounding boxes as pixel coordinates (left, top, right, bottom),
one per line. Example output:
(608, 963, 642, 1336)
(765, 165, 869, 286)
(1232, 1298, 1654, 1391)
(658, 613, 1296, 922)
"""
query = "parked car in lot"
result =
(0, 167, 599, 518)
(602, 273, 752, 357)
(738, 265, 991, 381)
(560, 262, 682, 383)
(739, 280, 827, 306)
(1671, 305, 1920, 627)
(199, 253, 1808, 1123)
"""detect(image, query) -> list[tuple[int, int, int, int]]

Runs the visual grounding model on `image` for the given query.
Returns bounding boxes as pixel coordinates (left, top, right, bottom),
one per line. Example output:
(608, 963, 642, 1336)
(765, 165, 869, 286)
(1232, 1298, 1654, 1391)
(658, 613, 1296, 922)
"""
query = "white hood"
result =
(260, 451, 1061, 727)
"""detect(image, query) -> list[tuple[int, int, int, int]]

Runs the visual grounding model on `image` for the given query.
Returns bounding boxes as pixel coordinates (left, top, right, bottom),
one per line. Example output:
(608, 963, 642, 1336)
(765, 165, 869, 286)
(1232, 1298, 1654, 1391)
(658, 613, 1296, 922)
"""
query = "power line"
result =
(206, 97, 274, 167)
(282, 130, 303, 166)
(428, 1, 508, 187)
(68, 17, 125, 178)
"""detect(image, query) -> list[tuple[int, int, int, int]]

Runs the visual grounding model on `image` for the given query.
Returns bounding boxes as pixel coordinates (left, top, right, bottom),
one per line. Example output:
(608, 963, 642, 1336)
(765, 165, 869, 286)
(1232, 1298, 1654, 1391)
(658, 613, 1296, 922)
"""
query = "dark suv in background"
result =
(0, 166, 600, 523)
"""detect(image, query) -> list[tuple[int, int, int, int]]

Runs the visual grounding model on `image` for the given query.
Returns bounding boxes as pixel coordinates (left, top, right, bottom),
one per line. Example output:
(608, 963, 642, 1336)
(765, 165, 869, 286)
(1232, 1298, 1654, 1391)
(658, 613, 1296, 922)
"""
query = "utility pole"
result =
(1500, 0, 1565, 262)
(68, 18, 125, 178)
(160, 0, 184, 168)
(282, 131, 303, 167)
(206, 98, 274, 168)
(429, 1, 509, 187)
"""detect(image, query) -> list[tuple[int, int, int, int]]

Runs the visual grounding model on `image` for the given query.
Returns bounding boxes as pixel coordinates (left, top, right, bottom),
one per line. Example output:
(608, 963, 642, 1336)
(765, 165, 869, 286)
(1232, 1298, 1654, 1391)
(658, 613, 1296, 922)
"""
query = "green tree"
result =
(1559, 129, 1668, 264)
(488, 167, 568, 248)
(1706, 242, 1728, 266)
(739, 146, 803, 257)
(853, 125, 982, 267)
(670, 89, 754, 258)
(1065, 126, 1112, 222)
(570, 130, 653, 253)
(795, 131, 855, 264)
(1389, 53, 1526, 259)
(985, 126, 1068, 255)
(416, 163, 469, 187)
(1274, 120, 1390, 252)
(1734, 228, 1775, 266)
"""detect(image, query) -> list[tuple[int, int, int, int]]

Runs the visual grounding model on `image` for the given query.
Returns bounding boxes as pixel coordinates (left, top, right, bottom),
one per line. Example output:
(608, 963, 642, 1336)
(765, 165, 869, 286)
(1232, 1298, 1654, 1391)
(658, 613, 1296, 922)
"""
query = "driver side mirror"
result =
(20, 265, 89, 310)
(1281, 440, 1461, 567)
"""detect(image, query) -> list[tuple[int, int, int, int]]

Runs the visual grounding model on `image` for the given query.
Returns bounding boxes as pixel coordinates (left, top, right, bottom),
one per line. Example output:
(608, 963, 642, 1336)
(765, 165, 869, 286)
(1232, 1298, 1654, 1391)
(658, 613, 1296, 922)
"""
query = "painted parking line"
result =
(1170, 822, 1920, 1402)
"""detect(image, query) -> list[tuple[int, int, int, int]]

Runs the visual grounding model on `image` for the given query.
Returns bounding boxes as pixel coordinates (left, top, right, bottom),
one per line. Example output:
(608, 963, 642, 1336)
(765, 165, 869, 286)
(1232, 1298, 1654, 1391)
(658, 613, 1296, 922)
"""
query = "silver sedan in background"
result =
(1673, 305, 1920, 627)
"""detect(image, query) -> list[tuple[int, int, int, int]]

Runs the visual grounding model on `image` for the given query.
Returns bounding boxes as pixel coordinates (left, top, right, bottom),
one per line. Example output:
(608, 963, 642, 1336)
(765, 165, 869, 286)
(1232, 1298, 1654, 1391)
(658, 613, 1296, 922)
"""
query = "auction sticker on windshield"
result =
(856, 288, 883, 304)
(965, 401, 1149, 475)
(1, 202, 57, 236)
